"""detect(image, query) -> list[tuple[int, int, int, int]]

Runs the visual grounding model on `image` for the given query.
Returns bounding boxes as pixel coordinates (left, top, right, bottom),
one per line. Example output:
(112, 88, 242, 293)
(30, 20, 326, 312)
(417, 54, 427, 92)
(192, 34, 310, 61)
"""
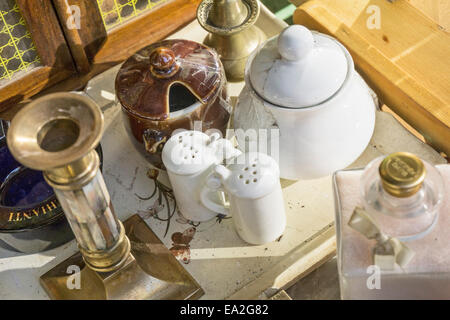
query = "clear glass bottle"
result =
(335, 152, 449, 299)
(360, 152, 444, 241)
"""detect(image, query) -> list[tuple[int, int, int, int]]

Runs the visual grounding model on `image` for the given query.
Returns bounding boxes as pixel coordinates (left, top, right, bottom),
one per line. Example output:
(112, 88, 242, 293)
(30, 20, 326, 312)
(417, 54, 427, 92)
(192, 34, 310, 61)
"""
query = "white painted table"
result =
(0, 5, 445, 300)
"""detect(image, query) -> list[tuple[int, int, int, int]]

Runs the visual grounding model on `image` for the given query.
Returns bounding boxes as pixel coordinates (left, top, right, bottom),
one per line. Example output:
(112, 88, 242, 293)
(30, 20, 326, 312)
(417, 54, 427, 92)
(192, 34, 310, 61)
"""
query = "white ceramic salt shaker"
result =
(200, 152, 286, 244)
(162, 130, 241, 222)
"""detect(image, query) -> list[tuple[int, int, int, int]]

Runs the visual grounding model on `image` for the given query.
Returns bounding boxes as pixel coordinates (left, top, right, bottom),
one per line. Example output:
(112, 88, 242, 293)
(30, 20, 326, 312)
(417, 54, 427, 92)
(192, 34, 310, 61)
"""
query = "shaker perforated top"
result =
(162, 131, 239, 176)
(115, 39, 224, 120)
(248, 25, 349, 108)
(215, 152, 279, 199)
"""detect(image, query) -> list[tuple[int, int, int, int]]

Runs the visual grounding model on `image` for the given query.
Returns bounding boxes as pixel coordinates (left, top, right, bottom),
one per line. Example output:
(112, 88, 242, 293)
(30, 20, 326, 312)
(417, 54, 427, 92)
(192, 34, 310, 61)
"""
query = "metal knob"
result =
(379, 152, 426, 198)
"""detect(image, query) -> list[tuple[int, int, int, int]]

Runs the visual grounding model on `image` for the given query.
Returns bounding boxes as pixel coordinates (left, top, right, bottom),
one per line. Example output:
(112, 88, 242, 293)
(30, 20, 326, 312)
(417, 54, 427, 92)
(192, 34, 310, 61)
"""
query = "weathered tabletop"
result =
(0, 5, 445, 300)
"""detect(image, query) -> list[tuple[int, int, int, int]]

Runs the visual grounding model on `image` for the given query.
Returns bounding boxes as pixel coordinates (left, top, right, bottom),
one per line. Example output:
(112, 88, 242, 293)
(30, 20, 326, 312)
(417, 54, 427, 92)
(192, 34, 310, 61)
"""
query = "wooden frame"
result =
(0, 0, 75, 112)
(51, 0, 201, 80)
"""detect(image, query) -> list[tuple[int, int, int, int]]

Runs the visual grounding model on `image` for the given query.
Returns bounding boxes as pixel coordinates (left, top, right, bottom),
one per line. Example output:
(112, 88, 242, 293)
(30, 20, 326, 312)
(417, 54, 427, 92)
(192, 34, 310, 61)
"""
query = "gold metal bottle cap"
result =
(379, 152, 426, 198)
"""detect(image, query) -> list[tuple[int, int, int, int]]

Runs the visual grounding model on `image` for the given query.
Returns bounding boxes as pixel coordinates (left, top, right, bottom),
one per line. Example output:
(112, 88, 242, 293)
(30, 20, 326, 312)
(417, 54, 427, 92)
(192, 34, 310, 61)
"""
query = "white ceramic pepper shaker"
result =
(201, 152, 286, 244)
(162, 130, 241, 222)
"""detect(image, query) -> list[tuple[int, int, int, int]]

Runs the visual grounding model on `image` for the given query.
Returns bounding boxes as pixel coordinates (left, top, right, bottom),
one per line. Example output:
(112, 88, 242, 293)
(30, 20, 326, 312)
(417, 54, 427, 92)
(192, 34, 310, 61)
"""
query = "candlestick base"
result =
(40, 214, 204, 300)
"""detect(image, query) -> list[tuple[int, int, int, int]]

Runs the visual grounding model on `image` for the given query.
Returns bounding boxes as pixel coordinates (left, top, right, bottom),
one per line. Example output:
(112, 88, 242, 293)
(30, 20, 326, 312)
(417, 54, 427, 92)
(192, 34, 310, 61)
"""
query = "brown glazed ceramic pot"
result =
(116, 39, 230, 169)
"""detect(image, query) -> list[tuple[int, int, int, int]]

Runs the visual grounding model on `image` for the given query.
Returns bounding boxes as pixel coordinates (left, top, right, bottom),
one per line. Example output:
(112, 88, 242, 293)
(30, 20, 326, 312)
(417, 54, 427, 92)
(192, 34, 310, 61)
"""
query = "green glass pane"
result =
(0, 0, 41, 83)
(96, 0, 172, 31)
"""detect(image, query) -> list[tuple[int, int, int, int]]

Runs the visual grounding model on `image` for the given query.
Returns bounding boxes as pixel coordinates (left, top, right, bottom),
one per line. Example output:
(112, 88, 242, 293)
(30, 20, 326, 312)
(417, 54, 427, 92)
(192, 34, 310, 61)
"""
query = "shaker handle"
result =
(200, 173, 229, 216)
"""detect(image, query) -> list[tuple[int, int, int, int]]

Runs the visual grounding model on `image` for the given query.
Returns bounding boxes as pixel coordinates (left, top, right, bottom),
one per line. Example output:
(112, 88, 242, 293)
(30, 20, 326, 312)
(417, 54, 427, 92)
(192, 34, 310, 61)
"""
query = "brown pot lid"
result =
(116, 39, 224, 120)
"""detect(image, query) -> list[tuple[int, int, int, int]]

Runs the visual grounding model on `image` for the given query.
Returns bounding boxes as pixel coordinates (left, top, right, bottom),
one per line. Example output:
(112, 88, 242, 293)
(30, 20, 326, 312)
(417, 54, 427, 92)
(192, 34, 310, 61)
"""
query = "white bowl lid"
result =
(249, 25, 348, 108)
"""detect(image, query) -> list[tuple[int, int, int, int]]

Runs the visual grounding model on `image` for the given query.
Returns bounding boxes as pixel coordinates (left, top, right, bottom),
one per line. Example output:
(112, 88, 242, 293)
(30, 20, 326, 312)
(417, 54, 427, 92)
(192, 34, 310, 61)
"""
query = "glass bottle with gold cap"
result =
(360, 152, 445, 241)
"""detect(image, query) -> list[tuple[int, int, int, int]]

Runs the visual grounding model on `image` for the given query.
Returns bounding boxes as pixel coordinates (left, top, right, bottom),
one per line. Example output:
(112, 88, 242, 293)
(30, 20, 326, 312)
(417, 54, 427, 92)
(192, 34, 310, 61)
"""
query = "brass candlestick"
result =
(197, 0, 266, 82)
(7, 92, 203, 300)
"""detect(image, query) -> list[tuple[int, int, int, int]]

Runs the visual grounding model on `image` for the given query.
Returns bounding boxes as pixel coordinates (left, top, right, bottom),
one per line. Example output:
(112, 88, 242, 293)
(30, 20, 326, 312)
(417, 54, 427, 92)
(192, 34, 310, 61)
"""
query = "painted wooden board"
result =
(293, 0, 450, 157)
(0, 4, 445, 300)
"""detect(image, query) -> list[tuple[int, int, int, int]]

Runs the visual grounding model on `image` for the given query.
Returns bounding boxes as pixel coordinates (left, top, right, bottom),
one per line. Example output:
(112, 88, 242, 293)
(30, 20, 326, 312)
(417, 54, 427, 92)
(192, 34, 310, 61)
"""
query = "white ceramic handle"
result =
(200, 173, 229, 215)
(209, 135, 242, 162)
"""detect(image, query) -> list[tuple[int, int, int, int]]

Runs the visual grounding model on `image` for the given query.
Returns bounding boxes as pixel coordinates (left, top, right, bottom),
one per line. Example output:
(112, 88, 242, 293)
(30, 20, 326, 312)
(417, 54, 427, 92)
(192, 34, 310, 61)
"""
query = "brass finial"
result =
(197, 0, 266, 81)
(379, 152, 426, 198)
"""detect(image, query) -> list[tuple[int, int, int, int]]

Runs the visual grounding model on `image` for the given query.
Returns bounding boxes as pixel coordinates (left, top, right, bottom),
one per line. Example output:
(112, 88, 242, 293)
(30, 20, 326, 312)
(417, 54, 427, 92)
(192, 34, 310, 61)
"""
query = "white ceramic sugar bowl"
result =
(162, 130, 241, 222)
(200, 152, 286, 245)
(234, 25, 376, 180)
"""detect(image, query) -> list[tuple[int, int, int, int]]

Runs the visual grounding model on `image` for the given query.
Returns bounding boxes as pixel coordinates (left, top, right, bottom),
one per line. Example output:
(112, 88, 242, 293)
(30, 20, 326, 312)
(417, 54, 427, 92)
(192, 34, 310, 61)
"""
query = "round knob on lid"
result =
(149, 47, 179, 78)
(277, 25, 313, 61)
(249, 25, 348, 108)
